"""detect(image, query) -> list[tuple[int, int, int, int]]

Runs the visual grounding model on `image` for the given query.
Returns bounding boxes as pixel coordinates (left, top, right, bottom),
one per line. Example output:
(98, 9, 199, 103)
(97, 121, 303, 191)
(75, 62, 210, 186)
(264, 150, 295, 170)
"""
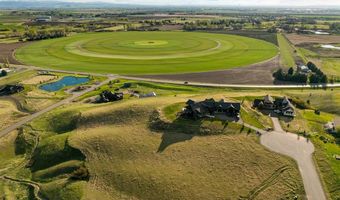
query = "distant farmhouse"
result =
(297, 65, 311, 74)
(181, 98, 240, 120)
(253, 95, 295, 117)
(35, 16, 52, 22)
(324, 122, 337, 134)
(96, 90, 123, 103)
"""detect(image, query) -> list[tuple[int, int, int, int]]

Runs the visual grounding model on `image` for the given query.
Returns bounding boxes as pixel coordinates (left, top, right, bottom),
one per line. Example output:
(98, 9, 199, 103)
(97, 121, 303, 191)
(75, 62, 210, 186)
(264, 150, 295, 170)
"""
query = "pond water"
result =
(321, 44, 340, 50)
(39, 76, 90, 92)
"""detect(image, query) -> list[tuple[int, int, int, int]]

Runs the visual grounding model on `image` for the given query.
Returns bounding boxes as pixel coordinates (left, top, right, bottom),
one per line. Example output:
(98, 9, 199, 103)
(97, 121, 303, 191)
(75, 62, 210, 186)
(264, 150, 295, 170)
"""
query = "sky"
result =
(59, 0, 340, 6)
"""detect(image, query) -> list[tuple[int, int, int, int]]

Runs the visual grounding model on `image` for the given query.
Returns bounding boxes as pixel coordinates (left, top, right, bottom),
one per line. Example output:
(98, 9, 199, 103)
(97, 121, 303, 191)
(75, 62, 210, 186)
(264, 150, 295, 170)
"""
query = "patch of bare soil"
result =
(0, 42, 29, 64)
(135, 56, 280, 85)
(286, 33, 340, 45)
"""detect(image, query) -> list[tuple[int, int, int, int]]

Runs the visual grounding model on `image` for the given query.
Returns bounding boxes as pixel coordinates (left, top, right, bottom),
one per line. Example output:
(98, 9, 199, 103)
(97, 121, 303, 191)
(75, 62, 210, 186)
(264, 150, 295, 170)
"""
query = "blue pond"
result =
(39, 76, 90, 92)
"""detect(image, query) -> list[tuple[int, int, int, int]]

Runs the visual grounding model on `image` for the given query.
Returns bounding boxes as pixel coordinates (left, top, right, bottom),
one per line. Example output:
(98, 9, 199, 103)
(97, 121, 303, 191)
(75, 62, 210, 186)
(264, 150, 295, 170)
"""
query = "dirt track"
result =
(136, 56, 280, 85)
(0, 42, 28, 64)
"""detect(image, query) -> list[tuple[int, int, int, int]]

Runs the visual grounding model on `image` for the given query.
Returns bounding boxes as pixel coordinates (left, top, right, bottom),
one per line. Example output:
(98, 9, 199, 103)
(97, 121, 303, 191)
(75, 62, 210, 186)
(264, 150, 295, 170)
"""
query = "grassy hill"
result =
(2, 80, 340, 200)
(0, 93, 305, 199)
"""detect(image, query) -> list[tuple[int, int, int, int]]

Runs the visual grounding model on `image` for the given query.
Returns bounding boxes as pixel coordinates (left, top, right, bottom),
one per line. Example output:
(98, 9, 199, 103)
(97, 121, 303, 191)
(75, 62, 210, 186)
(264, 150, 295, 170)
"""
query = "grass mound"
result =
(31, 133, 84, 172)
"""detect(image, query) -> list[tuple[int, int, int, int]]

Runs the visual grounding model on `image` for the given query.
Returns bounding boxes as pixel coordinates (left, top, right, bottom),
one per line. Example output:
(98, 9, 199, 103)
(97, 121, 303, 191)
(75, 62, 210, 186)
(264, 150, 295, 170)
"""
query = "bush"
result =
(48, 111, 81, 133)
(0, 70, 7, 77)
(273, 68, 308, 83)
(291, 98, 312, 109)
(70, 166, 89, 180)
(24, 28, 67, 41)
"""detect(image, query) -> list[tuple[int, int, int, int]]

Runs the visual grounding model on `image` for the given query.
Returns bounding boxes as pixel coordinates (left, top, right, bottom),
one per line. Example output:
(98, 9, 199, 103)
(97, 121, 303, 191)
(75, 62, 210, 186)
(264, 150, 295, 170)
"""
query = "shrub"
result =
(48, 111, 81, 133)
(70, 166, 89, 180)
(0, 70, 7, 77)
(291, 98, 312, 109)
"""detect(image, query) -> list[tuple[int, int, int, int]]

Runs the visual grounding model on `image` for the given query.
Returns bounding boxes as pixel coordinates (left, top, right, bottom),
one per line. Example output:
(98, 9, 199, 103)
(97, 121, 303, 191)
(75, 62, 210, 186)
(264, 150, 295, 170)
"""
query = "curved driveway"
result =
(261, 117, 326, 200)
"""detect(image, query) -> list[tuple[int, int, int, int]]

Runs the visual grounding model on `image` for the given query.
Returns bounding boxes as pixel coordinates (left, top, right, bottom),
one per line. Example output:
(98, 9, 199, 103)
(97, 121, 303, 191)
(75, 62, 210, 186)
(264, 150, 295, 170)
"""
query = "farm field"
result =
(285, 34, 340, 45)
(15, 32, 278, 75)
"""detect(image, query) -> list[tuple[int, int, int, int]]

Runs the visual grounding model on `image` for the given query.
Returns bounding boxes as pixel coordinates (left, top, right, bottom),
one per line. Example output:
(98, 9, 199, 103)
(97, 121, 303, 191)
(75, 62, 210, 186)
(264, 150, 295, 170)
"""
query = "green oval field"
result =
(15, 32, 278, 75)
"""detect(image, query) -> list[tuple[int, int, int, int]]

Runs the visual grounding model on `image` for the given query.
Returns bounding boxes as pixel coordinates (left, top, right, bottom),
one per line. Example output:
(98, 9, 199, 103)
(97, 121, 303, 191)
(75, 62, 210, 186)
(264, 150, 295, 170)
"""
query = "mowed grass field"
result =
(277, 34, 296, 68)
(16, 32, 278, 75)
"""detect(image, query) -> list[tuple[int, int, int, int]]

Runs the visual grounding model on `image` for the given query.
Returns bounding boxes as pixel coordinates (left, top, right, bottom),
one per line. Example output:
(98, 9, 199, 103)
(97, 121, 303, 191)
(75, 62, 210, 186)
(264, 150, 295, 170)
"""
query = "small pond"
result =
(321, 44, 340, 50)
(39, 76, 90, 92)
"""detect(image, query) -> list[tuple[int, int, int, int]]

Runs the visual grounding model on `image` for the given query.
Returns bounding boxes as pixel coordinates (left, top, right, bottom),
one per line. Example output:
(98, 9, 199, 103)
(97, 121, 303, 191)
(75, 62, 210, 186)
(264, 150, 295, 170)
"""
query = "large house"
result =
(253, 95, 295, 117)
(96, 90, 123, 103)
(182, 98, 240, 120)
(0, 84, 24, 96)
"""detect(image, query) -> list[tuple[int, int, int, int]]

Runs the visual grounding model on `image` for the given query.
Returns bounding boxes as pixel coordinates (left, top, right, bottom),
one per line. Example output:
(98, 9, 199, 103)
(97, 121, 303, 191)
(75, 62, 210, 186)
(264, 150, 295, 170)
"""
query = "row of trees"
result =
(24, 28, 67, 41)
(306, 62, 328, 84)
(273, 62, 329, 84)
(273, 68, 308, 83)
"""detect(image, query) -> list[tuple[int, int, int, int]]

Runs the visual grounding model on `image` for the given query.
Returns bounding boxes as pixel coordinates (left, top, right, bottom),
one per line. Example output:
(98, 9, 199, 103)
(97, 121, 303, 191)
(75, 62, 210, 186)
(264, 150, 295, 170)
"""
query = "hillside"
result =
(0, 93, 305, 200)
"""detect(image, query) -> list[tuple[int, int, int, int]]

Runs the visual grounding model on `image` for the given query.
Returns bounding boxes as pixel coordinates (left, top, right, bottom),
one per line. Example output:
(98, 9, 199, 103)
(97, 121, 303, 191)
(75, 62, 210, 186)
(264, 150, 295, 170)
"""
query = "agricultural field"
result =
(285, 34, 340, 77)
(15, 31, 278, 75)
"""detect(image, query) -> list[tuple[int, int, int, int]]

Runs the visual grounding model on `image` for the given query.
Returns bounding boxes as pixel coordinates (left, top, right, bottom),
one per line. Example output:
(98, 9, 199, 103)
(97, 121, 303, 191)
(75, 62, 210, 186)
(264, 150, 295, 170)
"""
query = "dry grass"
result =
(286, 33, 340, 45)
(21, 75, 57, 85)
(69, 97, 305, 200)
(0, 100, 27, 130)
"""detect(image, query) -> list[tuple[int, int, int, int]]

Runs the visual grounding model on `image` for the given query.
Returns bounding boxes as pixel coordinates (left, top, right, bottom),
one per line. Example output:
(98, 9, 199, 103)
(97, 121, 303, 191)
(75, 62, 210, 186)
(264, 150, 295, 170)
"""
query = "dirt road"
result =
(261, 117, 326, 200)
(0, 76, 115, 138)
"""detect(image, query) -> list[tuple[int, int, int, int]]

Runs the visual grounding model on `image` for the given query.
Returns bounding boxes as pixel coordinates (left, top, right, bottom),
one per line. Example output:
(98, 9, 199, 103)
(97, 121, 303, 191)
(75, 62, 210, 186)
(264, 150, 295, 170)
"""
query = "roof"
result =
(186, 98, 240, 113)
(264, 95, 274, 103)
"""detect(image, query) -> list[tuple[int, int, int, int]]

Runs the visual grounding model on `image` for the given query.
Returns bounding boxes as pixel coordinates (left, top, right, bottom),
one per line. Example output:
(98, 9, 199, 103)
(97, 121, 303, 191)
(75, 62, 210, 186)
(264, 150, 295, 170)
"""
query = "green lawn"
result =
(277, 33, 296, 67)
(16, 32, 278, 75)
(321, 59, 340, 77)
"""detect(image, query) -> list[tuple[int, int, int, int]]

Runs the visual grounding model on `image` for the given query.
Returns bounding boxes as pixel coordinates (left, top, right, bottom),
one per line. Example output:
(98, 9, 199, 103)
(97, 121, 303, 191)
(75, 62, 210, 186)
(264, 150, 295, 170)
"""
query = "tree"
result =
(0, 70, 7, 77)
(310, 74, 319, 84)
(288, 67, 294, 75)
(320, 74, 328, 83)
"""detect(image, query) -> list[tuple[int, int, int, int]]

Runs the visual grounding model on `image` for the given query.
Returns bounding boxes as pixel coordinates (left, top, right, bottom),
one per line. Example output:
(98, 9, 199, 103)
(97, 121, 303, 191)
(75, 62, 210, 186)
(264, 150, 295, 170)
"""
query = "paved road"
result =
(120, 76, 340, 89)
(4, 63, 340, 89)
(0, 76, 115, 138)
(261, 117, 326, 200)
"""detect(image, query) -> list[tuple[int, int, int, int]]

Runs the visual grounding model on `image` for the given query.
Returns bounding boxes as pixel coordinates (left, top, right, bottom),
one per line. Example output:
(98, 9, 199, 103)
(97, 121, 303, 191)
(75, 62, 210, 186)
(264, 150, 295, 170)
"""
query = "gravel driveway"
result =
(261, 117, 326, 200)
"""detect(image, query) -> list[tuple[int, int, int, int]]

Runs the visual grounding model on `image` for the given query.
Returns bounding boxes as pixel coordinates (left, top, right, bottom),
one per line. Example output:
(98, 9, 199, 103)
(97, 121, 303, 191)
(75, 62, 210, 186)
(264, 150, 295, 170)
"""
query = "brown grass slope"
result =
(68, 97, 305, 200)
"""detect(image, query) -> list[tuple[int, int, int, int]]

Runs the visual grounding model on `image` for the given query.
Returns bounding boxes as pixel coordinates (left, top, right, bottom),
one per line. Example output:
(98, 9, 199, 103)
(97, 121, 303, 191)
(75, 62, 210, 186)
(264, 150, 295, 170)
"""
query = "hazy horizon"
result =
(1, 0, 340, 7)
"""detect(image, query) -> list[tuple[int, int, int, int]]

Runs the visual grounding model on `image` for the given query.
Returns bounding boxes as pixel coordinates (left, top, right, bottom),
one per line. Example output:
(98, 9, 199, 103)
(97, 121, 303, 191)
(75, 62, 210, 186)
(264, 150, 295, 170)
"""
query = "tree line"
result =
(24, 28, 67, 41)
(273, 68, 308, 83)
(306, 62, 328, 84)
(273, 62, 328, 84)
